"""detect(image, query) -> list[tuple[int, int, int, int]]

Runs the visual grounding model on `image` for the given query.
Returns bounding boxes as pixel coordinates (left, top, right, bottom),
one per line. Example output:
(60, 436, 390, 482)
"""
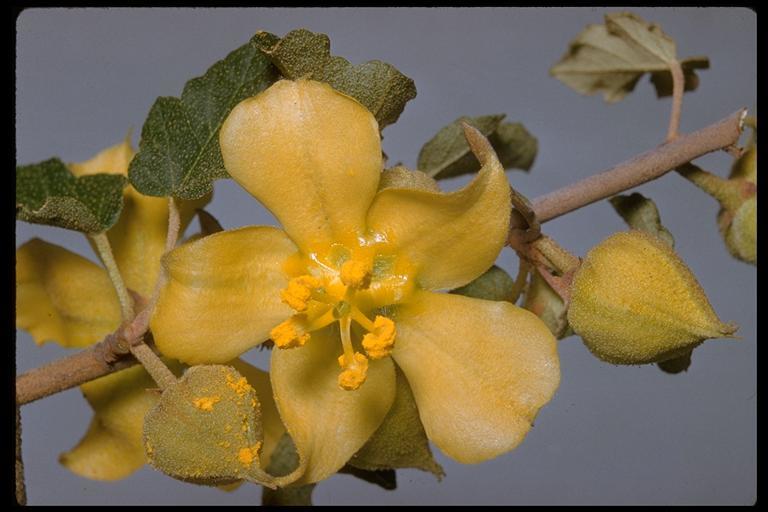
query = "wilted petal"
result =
(367, 127, 510, 291)
(16, 238, 121, 348)
(270, 325, 396, 485)
(150, 226, 296, 364)
(220, 79, 382, 253)
(391, 291, 560, 463)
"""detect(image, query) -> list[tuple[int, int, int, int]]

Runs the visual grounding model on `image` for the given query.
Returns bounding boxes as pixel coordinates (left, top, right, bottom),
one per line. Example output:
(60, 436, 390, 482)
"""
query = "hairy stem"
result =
(90, 232, 134, 320)
(16, 109, 747, 405)
(527, 109, 745, 227)
(129, 341, 177, 390)
(666, 60, 685, 141)
(16, 336, 154, 405)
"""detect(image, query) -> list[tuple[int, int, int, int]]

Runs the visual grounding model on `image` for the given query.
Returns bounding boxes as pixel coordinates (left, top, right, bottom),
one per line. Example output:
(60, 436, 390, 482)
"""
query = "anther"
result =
(270, 316, 310, 349)
(340, 260, 372, 290)
(337, 352, 369, 390)
(280, 275, 321, 312)
(362, 316, 397, 359)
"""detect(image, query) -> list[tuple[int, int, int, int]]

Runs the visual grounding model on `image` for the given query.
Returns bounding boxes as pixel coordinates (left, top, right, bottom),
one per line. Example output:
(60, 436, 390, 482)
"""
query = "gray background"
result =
(15, 8, 756, 506)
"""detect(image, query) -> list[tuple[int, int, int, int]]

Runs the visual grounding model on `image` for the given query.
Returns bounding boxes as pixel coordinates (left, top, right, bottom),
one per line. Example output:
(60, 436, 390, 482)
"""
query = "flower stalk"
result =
(90, 232, 134, 321)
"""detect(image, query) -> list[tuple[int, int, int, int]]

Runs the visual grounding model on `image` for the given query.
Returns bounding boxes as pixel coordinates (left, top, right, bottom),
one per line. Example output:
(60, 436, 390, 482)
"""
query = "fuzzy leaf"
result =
(252, 29, 416, 129)
(418, 115, 537, 179)
(450, 265, 516, 302)
(610, 193, 675, 248)
(16, 158, 126, 233)
(348, 368, 444, 479)
(143, 365, 273, 487)
(551, 12, 708, 103)
(128, 39, 279, 200)
(523, 270, 573, 340)
(262, 434, 315, 506)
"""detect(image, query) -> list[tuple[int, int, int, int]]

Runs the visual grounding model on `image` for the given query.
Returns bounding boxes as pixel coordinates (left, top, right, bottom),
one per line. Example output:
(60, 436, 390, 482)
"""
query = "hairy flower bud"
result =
(718, 146, 757, 264)
(567, 231, 737, 365)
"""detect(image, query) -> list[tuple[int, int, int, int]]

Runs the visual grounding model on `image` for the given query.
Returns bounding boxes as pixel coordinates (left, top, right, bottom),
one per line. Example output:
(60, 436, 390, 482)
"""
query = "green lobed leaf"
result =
(522, 270, 573, 340)
(16, 158, 126, 233)
(128, 38, 279, 200)
(252, 29, 416, 130)
(418, 114, 537, 179)
(609, 193, 675, 248)
(262, 434, 315, 506)
(450, 265, 516, 302)
(550, 12, 708, 103)
(348, 367, 444, 479)
(143, 365, 273, 487)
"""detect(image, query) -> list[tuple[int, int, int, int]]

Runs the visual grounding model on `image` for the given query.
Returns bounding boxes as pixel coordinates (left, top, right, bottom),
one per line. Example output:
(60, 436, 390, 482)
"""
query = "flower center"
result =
(270, 242, 413, 391)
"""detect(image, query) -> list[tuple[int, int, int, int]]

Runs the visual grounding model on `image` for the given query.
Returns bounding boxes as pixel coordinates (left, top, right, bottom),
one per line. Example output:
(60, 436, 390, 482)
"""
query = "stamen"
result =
(362, 316, 397, 359)
(280, 275, 321, 312)
(337, 352, 369, 390)
(340, 260, 372, 290)
(270, 316, 311, 349)
(351, 307, 376, 332)
(339, 316, 355, 362)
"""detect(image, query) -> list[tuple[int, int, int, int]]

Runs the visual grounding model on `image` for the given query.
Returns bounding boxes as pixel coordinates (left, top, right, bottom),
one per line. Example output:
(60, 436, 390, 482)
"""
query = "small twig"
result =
(129, 340, 177, 390)
(16, 402, 26, 505)
(91, 232, 134, 321)
(16, 336, 153, 406)
(666, 60, 686, 141)
(526, 109, 745, 227)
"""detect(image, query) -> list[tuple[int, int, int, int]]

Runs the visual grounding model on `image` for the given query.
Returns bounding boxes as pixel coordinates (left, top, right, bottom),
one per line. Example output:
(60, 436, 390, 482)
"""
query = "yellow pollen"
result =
(280, 275, 321, 312)
(192, 396, 221, 411)
(362, 315, 397, 359)
(270, 316, 311, 349)
(226, 373, 254, 397)
(340, 260, 372, 289)
(337, 352, 369, 390)
(237, 442, 262, 467)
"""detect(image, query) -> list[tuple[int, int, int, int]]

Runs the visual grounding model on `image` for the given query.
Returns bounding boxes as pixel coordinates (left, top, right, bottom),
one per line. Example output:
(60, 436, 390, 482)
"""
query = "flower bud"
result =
(567, 231, 737, 365)
(718, 146, 757, 264)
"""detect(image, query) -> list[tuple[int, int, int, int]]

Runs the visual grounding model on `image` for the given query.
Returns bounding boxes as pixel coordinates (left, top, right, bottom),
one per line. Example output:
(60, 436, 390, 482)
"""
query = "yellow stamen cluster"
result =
(337, 352, 369, 390)
(362, 315, 397, 359)
(280, 275, 321, 312)
(340, 260, 372, 289)
(270, 317, 310, 349)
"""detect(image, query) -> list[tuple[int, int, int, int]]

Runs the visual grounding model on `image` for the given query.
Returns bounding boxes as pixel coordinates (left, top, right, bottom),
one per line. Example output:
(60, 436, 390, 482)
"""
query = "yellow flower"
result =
(15, 136, 210, 480)
(150, 79, 561, 485)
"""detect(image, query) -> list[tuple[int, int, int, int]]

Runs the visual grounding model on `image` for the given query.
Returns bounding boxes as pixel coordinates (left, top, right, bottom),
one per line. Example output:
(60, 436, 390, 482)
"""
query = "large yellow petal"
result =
(270, 325, 396, 485)
(16, 238, 121, 348)
(59, 362, 181, 481)
(391, 291, 560, 463)
(228, 359, 285, 466)
(150, 226, 296, 365)
(366, 128, 511, 291)
(220, 79, 383, 253)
